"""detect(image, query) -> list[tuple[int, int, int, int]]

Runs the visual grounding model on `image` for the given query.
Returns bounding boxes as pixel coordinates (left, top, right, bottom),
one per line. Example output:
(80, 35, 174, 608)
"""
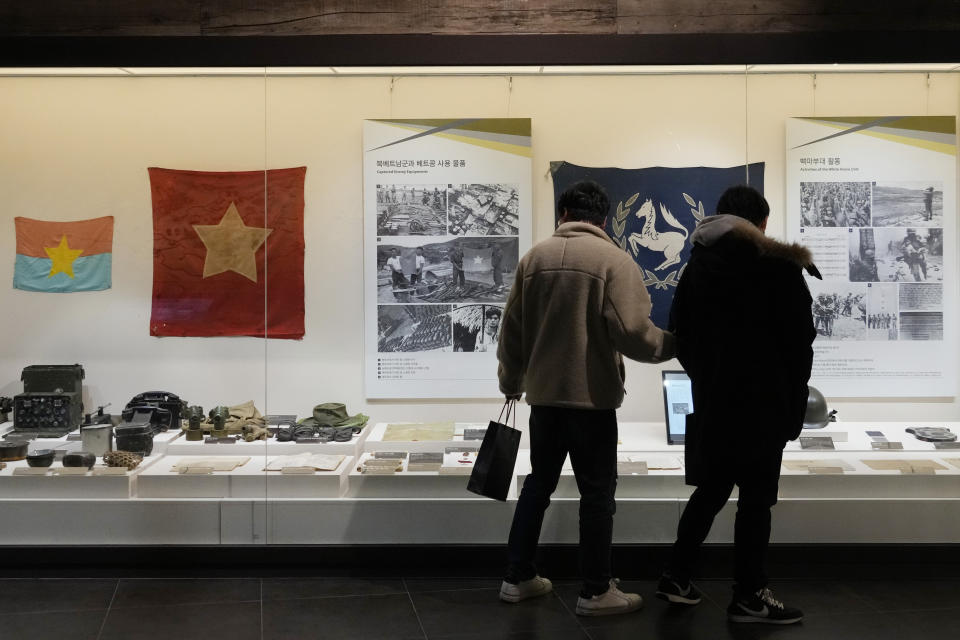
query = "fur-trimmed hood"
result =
(691, 214, 822, 279)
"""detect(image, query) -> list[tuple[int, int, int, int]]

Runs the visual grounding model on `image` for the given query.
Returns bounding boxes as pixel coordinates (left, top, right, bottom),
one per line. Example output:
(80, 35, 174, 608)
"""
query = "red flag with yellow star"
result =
(148, 167, 305, 339)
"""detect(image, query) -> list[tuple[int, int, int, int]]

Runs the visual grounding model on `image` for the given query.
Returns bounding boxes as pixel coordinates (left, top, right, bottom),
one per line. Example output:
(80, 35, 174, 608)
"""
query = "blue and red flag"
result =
(14, 216, 114, 292)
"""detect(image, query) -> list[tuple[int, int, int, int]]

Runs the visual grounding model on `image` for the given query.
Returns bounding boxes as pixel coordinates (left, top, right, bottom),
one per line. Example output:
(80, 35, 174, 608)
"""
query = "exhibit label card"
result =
(800, 436, 836, 450)
(363, 119, 532, 398)
(786, 117, 957, 397)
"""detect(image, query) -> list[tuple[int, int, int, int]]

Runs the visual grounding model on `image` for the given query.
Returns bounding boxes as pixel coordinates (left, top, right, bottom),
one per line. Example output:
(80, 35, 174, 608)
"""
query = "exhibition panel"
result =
(0, 66, 958, 546)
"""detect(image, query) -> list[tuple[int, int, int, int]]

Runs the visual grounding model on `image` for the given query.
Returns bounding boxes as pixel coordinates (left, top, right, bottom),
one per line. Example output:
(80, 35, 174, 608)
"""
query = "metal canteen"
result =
(81, 423, 113, 456)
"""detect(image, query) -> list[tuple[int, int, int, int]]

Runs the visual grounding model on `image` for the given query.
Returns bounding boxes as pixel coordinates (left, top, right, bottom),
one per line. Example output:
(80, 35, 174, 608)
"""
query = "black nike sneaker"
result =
(655, 573, 702, 605)
(727, 588, 803, 624)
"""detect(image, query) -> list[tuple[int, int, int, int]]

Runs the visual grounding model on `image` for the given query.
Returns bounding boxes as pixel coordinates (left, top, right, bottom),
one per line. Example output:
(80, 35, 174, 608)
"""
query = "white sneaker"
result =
(499, 576, 553, 603)
(575, 579, 643, 616)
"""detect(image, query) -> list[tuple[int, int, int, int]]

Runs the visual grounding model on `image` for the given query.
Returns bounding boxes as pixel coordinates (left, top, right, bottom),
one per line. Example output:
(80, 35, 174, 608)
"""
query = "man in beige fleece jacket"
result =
(497, 180, 675, 616)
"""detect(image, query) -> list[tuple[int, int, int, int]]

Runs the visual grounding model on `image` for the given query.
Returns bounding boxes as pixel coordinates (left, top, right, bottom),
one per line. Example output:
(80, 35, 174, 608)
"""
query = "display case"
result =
(1, 64, 959, 547)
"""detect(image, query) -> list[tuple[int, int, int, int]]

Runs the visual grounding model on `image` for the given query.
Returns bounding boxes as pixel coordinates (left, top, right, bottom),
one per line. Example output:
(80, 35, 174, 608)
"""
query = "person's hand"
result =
(505, 393, 522, 401)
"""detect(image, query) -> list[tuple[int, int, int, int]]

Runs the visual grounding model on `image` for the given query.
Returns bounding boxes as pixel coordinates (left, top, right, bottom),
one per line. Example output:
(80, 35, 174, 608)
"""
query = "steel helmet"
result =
(803, 386, 836, 429)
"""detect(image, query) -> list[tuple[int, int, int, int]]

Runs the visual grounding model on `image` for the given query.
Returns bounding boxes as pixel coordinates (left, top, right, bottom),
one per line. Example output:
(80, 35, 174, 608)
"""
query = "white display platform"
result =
(136, 454, 351, 499)
(517, 421, 960, 500)
(1, 420, 960, 545)
(347, 454, 487, 498)
(0, 455, 163, 499)
(787, 421, 960, 452)
(515, 421, 688, 500)
(164, 426, 369, 457)
(515, 454, 691, 499)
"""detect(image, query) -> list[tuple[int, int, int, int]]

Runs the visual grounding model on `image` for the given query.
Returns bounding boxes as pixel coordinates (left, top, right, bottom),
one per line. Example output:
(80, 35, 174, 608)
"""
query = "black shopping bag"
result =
(467, 400, 521, 501)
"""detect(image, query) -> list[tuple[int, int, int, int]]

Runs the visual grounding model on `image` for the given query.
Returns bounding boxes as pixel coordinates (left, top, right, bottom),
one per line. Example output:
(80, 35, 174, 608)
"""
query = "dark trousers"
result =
(453, 267, 465, 286)
(669, 447, 783, 594)
(506, 405, 618, 597)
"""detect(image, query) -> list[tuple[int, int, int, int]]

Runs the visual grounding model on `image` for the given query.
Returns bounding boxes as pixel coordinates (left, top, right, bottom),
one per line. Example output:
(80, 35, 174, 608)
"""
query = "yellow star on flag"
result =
(193, 203, 273, 282)
(45, 235, 84, 279)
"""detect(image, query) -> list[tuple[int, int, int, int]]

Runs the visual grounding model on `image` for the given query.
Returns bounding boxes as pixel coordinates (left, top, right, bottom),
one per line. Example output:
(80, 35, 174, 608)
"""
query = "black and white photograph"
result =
(451, 304, 503, 352)
(377, 305, 453, 352)
(672, 403, 691, 415)
(899, 283, 943, 311)
(810, 282, 867, 340)
(377, 237, 519, 303)
(448, 183, 520, 236)
(873, 227, 943, 282)
(849, 228, 880, 282)
(376, 184, 448, 236)
(800, 181, 872, 227)
(866, 283, 898, 341)
(899, 311, 944, 341)
(871, 181, 943, 227)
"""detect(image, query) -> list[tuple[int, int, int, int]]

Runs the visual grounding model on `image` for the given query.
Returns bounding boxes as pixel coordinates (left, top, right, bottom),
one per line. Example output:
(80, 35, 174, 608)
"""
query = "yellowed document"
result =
(383, 421, 455, 441)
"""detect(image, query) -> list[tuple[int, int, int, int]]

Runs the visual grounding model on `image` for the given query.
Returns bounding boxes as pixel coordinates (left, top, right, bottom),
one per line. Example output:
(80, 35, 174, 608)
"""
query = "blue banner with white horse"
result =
(550, 161, 764, 329)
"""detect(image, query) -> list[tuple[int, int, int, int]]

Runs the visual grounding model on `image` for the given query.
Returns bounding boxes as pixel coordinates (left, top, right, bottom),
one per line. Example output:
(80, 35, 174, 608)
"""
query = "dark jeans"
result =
(669, 446, 783, 594)
(506, 405, 618, 597)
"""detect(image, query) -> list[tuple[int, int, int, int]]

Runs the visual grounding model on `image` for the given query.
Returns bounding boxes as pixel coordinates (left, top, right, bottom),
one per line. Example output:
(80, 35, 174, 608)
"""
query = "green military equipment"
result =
(187, 405, 204, 430)
(209, 406, 230, 430)
(299, 403, 369, 434)
(180, 401, 270, 440)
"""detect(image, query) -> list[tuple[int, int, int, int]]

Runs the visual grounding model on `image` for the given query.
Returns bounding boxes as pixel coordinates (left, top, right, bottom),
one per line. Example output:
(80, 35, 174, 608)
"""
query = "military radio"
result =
(13, 364, 85, 437)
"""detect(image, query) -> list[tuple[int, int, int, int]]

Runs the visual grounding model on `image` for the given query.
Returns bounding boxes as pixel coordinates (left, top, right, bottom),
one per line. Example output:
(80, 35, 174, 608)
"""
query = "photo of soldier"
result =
(878, 228, 942, 282)
(385, 248, 408, 301)
(800, 182, 871, 227)
(810, 283, 867, 341)
(871, 181, 943, 227)
(866, 283, 898, 341)
(451, 304, 503, 352)
(411, 247, 426, 285)
(850, 227, 943, 283)
(377, 237, 519, 304)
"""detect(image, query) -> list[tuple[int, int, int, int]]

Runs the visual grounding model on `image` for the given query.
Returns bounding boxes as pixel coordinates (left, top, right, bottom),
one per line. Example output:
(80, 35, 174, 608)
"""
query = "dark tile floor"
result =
(1, 576, 958, 640)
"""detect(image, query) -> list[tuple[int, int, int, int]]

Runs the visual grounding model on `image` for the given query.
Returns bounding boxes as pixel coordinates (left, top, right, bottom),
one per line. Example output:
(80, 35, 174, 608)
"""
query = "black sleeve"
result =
(668, 263, 691, 372)
(782, 266, 816, 440)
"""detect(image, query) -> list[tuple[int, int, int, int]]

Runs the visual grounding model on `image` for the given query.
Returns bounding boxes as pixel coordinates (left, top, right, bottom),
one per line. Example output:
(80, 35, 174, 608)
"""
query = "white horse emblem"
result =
(627, 199, 689, 271)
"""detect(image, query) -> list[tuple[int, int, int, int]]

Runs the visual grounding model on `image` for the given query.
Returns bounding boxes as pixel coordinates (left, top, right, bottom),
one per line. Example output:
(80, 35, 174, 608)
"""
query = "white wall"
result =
(1, 71, 958, 425)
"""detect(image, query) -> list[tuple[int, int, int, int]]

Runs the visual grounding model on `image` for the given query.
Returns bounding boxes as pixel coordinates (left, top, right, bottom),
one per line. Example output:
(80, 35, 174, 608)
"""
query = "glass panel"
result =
(1, 64, 957, 549)
(0, 70, 269, 544)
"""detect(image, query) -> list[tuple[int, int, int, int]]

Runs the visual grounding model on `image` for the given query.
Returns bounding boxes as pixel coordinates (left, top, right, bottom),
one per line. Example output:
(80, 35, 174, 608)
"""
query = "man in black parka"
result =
(655, 186, 819, 625)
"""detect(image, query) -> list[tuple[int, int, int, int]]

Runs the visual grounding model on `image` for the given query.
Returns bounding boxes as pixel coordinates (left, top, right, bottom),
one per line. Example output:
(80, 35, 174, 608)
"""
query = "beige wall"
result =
(1, 71, 958, 425)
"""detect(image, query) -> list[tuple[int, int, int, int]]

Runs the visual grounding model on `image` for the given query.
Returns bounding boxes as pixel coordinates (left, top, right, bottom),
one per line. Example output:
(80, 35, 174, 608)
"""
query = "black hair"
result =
(485, 307, 502, 319)
(557, 179, 610, 225)
(716, 185, 769, 227)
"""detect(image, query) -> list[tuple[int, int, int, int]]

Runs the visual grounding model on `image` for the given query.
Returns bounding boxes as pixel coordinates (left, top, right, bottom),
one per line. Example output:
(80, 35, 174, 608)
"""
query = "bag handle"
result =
(497, 398, 516, 429)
